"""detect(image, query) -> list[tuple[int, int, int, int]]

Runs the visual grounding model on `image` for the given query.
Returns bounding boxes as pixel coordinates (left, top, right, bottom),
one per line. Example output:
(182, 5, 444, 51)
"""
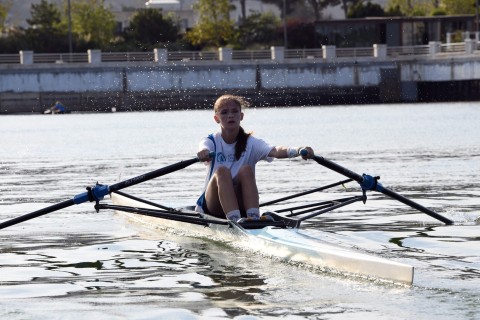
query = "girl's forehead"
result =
(216, 100, 241, 110)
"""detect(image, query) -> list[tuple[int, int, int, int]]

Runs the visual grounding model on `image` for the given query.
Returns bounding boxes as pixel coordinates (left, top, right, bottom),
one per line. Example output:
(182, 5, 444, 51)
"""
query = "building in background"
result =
(315, 15, 476, 47)
(145, 0, 279, 32)
(4, 0, 279, 33)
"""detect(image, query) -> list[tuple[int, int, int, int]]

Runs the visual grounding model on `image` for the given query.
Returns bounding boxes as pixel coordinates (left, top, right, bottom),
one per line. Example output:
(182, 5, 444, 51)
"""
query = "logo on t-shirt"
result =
(217, 152, 238, 163)
(217, 152, 226, 163)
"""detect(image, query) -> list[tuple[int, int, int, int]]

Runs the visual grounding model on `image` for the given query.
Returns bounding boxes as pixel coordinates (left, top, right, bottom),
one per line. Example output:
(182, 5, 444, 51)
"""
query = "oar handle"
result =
(311, 155, 454, 225)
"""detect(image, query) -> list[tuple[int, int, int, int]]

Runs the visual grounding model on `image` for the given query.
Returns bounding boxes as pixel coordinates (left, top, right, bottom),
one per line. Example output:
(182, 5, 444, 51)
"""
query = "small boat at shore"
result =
(0, 153, 453, 286)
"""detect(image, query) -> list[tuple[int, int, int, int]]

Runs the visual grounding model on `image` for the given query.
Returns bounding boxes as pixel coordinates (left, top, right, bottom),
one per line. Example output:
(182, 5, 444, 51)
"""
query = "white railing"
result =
(337, 47, 373, 58)
(441, 42, 466, 53)
(388, 45, 429, 57)
(168, 51, 218, 61)
(232, 50, 271, 60)
(102, 52, 153, 62)
(1, 42, 478, 65)
(0, 54, 20, 64)
(34, 53, 88, 63)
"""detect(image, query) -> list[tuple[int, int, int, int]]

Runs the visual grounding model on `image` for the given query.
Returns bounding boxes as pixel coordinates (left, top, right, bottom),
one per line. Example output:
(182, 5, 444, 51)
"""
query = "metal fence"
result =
(0, 42, 478, 65)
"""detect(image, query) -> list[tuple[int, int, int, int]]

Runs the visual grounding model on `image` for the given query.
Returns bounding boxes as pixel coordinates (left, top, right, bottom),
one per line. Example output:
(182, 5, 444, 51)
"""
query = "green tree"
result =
(70, 0, 116, 49)
(27, 0, 61, 32)
(25, 0, 68, 52)
(340, 0, 362, 18)
(441, 0, 476, 15)
(236, 12, 281, 48)
(385, 0, 436, 16)
(0, 1, 12, 33)
(186, 0, 235, 48)
(123, 9, 179, 51)
(348, 0, 385, 18)
(306, 0, 341, 21)
(285, 20, 316, 48)
(261, 0, 302, 17)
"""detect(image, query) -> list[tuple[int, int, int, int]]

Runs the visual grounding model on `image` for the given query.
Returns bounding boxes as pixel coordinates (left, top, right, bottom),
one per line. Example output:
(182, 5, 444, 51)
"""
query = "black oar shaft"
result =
(0, 199, 75, 229)
(380, 187, 453, 225)
(312, 155, 454, 225)
(1, 157, 201, 230)
(109, 158, 199, 192)
(313, 156, 364, 183)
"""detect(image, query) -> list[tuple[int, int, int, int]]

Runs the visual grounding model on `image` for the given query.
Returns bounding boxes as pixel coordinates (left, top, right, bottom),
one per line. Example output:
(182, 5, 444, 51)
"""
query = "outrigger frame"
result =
(0, 152, 453, 231)
(97, 178, 367, 230)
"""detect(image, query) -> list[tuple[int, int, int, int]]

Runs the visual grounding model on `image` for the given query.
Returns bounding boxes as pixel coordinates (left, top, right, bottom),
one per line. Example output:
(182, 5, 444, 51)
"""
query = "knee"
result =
(214, 166, 233, 181)
(237, 165, 254, 180)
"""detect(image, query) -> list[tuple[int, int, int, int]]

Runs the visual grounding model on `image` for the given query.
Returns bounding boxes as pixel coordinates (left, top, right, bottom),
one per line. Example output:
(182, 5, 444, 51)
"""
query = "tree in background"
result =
(27, 0, 61, 32)
(284, 20, 316, 48)
(69, 0, 116, 49)
(186, 0, 235, 48)
(305, 0, 341, 21)
(385, 0, 438, 16)
(386, 0, 477, 16)
(347, 0, 385, 18)
(25, 0, 68, 52)
(236, 12, 282, 48)
(339, 0, 361, 18)
(261, 0, 302, 17)
(122, 9, 179, 51)
(0, 0, 12, 33)
(441, 0, 477, 15)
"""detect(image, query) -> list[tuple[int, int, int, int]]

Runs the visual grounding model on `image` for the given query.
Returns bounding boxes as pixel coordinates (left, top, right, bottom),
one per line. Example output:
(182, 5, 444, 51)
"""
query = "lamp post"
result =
(283, 0, 287, 48)
(68, 0, 72, 55)
(476, 0, 479, 33)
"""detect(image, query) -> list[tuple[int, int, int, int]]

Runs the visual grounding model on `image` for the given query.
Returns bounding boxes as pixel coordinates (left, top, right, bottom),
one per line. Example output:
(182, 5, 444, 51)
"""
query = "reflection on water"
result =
(1, 103, 480, 319)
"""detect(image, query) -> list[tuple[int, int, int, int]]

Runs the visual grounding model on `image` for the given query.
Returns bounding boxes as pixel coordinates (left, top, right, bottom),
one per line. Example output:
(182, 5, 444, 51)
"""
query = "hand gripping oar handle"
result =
(307, 153, 454, 225)
(0, 154, 213, 230)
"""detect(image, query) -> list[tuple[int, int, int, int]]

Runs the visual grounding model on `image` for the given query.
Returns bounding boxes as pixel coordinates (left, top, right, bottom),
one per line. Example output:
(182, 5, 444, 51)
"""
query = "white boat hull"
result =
(111, 192, 414, 285)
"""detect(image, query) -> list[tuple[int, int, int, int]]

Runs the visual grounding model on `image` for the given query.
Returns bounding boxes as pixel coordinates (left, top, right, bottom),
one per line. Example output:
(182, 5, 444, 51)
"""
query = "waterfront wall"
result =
(1, 53, 480, 113)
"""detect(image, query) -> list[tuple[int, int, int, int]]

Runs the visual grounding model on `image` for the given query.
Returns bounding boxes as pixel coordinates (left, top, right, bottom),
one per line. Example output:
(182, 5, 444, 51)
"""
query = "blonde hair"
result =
(214, 94, 249, 112)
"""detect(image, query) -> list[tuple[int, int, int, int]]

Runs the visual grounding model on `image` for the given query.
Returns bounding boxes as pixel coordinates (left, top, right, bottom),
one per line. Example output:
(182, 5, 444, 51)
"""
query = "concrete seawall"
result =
(1, 56, 479, 113)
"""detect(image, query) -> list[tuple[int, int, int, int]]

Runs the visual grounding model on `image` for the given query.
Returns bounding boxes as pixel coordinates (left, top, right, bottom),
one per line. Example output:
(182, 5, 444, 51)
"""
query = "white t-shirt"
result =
(195, 132, 274, 211)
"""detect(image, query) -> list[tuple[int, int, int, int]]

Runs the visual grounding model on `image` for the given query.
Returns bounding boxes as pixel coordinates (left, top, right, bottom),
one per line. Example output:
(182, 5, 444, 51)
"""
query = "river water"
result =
(0, 103, 479, 319)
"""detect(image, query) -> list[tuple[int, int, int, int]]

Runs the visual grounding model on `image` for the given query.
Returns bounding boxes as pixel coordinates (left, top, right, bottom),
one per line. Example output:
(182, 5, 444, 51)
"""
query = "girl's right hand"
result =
(197, 149, 211, 162)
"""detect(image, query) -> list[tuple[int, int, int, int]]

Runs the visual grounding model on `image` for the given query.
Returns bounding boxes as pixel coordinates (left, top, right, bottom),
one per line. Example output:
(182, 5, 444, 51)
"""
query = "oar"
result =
(306, 153, 454, 225)
(0, 156, 204, 230)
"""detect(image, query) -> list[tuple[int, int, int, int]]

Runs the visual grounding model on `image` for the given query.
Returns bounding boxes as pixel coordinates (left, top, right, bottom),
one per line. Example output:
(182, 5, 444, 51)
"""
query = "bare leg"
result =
(204, 166, 239, 217)
(235, 165, 259, 211)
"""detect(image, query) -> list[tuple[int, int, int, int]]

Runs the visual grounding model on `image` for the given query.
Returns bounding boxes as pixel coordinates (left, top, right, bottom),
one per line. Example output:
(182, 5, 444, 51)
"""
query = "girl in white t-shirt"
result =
(196, 94, 314, 221)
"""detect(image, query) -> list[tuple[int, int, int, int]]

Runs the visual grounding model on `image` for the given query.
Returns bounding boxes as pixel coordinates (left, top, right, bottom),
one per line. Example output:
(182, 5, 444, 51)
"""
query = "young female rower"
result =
(195, 94, 314, 221)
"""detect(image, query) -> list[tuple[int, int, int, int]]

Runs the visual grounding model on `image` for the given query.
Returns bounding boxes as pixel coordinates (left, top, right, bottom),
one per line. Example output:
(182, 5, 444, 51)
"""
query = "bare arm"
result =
(268, 146, 315, 160)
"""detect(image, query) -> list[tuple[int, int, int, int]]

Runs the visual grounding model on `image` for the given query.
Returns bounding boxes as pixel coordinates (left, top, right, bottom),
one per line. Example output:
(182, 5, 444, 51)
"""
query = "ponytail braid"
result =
(235, 126, 251, 160)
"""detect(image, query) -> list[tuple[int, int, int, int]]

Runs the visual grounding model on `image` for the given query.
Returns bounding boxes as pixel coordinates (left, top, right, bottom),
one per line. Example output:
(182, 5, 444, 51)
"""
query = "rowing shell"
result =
(110, 192, 414, 285)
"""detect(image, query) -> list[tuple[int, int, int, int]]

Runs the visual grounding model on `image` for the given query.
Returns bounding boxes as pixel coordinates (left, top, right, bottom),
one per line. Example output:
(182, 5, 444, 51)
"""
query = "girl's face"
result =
(214, 100, 244, 129)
